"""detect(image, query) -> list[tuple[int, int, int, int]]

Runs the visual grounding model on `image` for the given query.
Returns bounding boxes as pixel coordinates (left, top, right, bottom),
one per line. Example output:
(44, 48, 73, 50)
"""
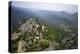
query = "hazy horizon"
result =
(11, 1, 78, 14)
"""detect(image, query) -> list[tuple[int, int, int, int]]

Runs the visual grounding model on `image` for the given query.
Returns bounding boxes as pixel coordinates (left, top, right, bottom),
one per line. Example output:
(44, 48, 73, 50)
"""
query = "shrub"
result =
(39, 39, 49, 49)
(16, 29, 21, 33)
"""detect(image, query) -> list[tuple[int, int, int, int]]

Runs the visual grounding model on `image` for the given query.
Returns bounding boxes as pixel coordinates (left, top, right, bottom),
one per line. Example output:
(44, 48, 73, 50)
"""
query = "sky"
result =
(12, 1, 78, 14)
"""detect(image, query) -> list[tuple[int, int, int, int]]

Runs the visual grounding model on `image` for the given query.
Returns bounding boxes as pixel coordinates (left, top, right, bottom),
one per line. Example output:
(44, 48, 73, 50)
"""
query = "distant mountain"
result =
(36, 10, 77, 24)
(11, 6, 37, 23)
(70, 13, 78, 27)
(11, 6, 38, 32)
(32, 10, 73, 25)
(55, 11, 78, 25)
(11, 6, 78, 32)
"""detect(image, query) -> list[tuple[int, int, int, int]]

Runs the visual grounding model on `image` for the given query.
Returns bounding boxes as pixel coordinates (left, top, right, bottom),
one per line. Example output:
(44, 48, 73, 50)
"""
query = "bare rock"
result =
(17, 40, 27, 52)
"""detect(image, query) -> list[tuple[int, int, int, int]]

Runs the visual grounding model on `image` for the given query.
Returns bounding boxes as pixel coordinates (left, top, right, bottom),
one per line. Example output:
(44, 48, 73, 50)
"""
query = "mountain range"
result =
(10, 6, 78, 32)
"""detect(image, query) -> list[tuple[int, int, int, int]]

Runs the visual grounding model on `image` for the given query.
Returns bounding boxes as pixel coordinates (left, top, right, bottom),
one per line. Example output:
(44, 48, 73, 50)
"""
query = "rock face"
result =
(62, 33, 77, 49)
(11, 18, 50, 52)
(11, 32, 22, 40)
(20, 23, 33, 32)
(17, 40, 27, 52)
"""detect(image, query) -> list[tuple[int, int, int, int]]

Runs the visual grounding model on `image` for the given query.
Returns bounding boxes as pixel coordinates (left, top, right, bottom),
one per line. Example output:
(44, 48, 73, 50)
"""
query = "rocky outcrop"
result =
(11, 18, 50, 52)
(17, 40, 27, 52)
